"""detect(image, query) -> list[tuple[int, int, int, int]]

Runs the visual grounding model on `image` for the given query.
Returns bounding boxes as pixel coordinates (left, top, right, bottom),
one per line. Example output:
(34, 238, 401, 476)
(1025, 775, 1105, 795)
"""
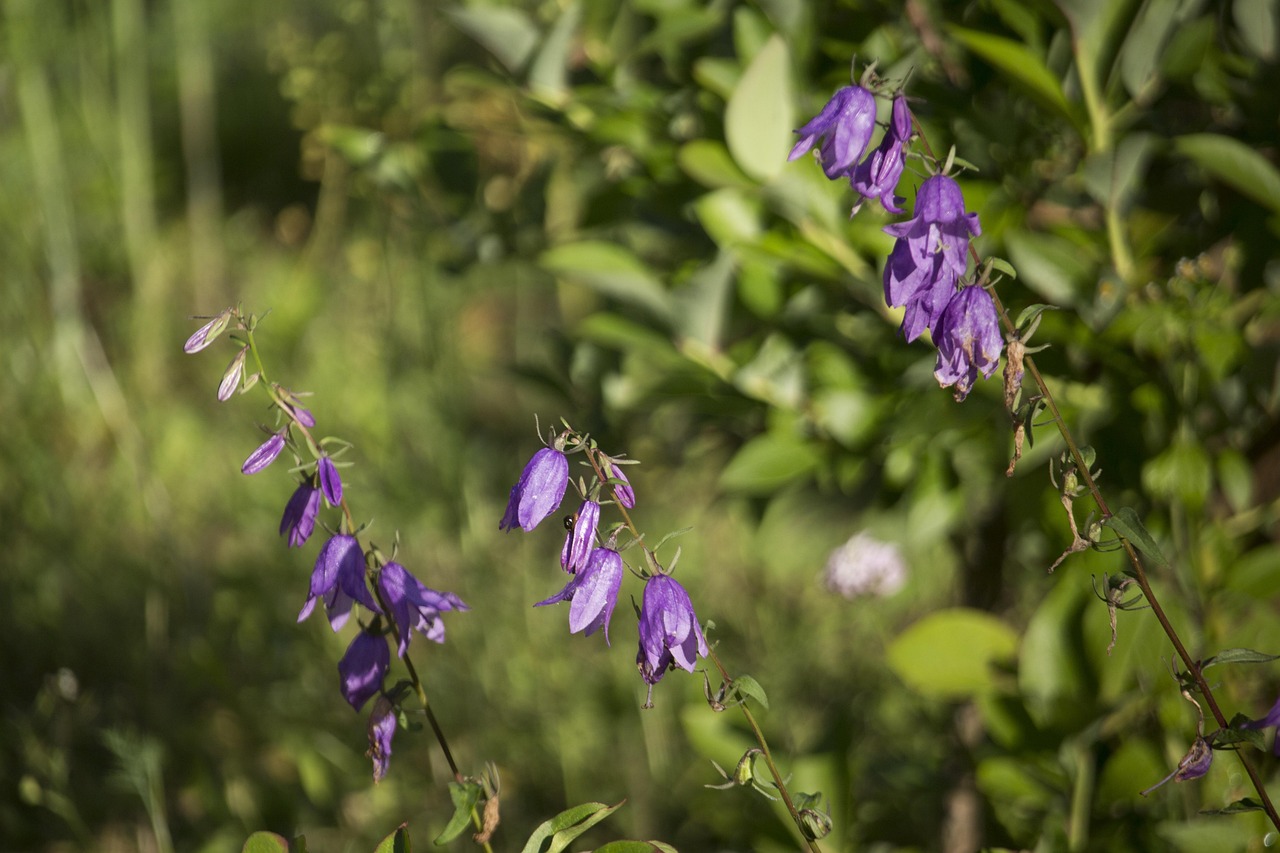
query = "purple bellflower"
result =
(536, 546, 625, 643)
(789, 85, 878, 179)
(560, 500, 600, 573)
(851, 93, 912, 215)
(183, 307, 234, 353)
(636, 574, 708, 706)
(318, 456, 343, 506)
(933, 285, 1003, 402)
(605, 460, 636, 509)
(367, 696, 396, 782)
(298, 534, 382, 631)
(500, 446, 569, 532)
(376, 561, 468, 657)
(280, 480, 321, 547)
(1243, 694, 1280, 755)
(242, 431, 286, 474)
(338, 628, 390, 711)
(882, 174, 982, 341)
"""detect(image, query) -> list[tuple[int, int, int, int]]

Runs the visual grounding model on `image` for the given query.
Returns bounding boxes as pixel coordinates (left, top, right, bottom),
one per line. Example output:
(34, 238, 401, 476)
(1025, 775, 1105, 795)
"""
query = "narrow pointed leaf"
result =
(1104, 508, 1169, 567)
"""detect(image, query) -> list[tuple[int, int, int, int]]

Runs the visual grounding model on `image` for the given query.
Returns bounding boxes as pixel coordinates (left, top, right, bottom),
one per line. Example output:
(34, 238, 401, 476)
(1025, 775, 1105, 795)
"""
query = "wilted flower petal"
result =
(242, 432, 286, 475)
(338, 629, 390, 711)
(367, 697, 396, 782)
(789, 85, 878, 179)
(318, 456, 343, 506)
(560, 500, 600, 573)
(279, 481, 321, 547)
(933, 286, 1003, 401)
(499, 447, 569, 532)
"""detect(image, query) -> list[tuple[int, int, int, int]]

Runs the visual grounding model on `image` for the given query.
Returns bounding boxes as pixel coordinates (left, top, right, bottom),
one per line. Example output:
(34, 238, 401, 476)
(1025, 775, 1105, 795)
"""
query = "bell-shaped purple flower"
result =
(499, 447, 569, 532)
(851, 94, 913, 214)
(298, 534, 381, 631)
(789, 85, 878, 180)
(376, 561, 468, 657)
(636, 574, 708, 706)
(279, 480, 321, 547)
(536, 547, 624, 643)
(183, 307, 234, 353)
(882, 174, 981, 341)
(560, 500, 600, 573)
(338, 628, 390, 711)
(367, 696, 396, 782)
(318, 456, 343, 506)
(242, 431, 286, 475)
(933, 285, 1003, 402)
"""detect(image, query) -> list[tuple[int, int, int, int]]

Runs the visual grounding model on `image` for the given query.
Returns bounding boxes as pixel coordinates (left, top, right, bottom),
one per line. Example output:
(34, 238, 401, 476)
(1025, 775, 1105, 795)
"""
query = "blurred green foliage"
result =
(3, 0, 1280, 850)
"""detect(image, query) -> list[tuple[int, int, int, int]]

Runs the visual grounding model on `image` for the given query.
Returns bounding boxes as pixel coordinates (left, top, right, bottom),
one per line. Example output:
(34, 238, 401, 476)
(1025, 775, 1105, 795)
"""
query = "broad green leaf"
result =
(887, 608, 1019, 699)
(724, 34, 792, 182)
(541, 242, 674, 325)
(528, 0, 582, 105)
(434, 781, 482, 845)
(242, 833, 292, 853)
(1004, 231, 1094, 305)
(677, 140, 754, 189)
(1141, 437, 1212, 511)
(1234, 0, 1277, 60)
(1103, 507, 1169, 567)
(443, 6, 540, 73)
(1174, 133, 1280, 214)
(373, 825, 409, 853)
(1117, 0, 1188, 98)
(1201, 648, 1280, 669)
(1019, 579, 1095, 728)
(593, 842, 678, 853)
(731, 675, 769, 709)
(692, 188, 762, 247)
(673, 251, 735, 350)
(948, 27, 1076, 125)
(1200, 798, 1267, 815)
(719, 432, 821, 494)
(520, 801, 624, 853)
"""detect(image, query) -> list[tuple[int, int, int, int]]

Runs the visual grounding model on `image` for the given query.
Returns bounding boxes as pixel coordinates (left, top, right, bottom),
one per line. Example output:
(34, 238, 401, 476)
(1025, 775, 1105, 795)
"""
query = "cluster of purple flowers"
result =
(185, 308, 467, 780)
(790, 79, 1003, 401)
(501, 436, 706, 706)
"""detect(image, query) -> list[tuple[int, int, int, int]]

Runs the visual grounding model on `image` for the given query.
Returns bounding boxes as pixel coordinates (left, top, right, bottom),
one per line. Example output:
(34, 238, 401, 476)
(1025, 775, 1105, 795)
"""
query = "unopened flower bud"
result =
(183, 307, 234, 353)
(218, 346, 248, 402)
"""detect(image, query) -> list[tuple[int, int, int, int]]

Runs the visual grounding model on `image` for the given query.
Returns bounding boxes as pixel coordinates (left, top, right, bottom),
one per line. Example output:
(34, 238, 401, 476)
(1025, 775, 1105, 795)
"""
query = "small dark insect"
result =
(563, 513, 578, 532)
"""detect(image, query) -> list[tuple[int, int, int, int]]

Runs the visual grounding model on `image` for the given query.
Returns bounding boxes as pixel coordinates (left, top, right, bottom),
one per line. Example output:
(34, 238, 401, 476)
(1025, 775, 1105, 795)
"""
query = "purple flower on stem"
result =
(560, 500, 600, 573)
(788, 85, 878, 179)
(851, 93, 913, 215)
(298, 534, 381, 631)
(1141, 736, 1213, 795)
(376, 561, 468, 657)
(242, 432, 286, 475)
(218, 346, 247, 402)
(338, 628, 390, 711)
(183, 307, 234, 353)
(1243, 694, 1280, 756)
(499, 447, 569, 532)
(279, 480, 321, 547)
(636, 574, 708, 707)
(318, 456, 343, 506)
(606, 460, 635, 509)
(536, 547, 625, 643)
(882, 174, 982, 341)
(933, 285, 1003, 402)
(367, 696, 396, 782)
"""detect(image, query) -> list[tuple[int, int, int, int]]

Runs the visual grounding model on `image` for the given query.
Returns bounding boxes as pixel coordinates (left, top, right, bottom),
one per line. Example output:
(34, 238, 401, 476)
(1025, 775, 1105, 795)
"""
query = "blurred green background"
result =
(4, 0, 1280, 850)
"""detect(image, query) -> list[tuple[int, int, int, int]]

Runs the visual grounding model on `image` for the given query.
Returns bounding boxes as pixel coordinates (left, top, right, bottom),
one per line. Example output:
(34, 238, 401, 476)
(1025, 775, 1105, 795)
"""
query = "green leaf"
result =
(1201, 648, 1280, 669)
(1103, 507, 1169, 567)
(443, 6, 540, 73)
(887, 608, 1019, 700)
(528, 0, 582, 105)
(724, 34, 792, 182)
(434, 781, 482, 845)
(541, 242, 674, 325)
(730, 675, 769, 709)
(948, 26, 1077, 126)
(520, 801, 625, 853)
(373, 824, 410, 853)
(242, 833, 293, 853)
(1174, 133, 1280, 214)
(1200, 798, 1267, 815)
(1004, 231, 1095, 305)
(719, 432, 821, 494)
(593, 842, 678, 853)
(677, 140, 754, 189)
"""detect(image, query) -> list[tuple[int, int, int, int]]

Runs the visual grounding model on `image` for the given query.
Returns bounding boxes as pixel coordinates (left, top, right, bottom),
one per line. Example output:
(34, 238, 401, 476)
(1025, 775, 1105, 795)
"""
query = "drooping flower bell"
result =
(933, 285, 1003, 402)
(788, 84, 878, 180)
(636, 573, 708, 707)
(882, 174, 982, 342)
(338, 627, 390, 711)
(242, 431, 287, 475)
(560, 500, 600, 573)
(602, 458, 636, 509)
(318, 456, 343, 506)
(376, 561, 468, 657)
(298, 534, 382, 631)
(279, 480, 321, 547)
(499, 446, 569, 532)
(850, 93, 913, 215)
(536, 546, 625, 643)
